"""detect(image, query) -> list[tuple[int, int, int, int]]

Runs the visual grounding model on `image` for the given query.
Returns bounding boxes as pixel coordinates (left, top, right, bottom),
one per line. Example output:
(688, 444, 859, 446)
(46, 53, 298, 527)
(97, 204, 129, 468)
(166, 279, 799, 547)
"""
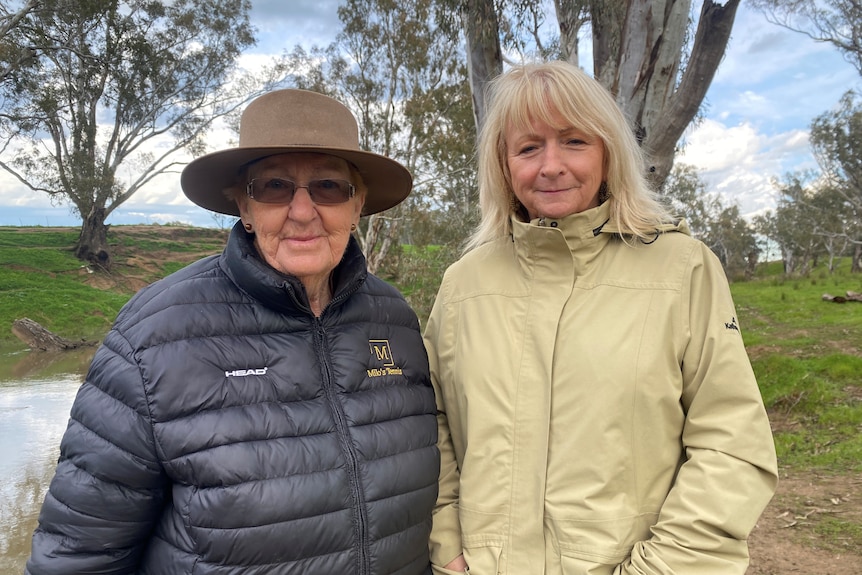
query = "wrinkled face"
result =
(505, 111, 606, 220)
(237, 153, 364, 285)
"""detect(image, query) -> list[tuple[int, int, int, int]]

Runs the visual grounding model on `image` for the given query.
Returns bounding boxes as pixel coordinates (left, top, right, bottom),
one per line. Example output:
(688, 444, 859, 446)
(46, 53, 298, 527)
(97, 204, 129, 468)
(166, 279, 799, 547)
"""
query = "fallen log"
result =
(822, 291, 862, 303)
(11, 318, 93, 351)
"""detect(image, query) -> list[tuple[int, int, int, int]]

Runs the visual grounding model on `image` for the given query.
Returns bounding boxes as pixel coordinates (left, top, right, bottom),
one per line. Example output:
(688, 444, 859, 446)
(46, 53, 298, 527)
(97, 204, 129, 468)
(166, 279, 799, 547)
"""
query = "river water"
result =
(0, 347, 95, 573)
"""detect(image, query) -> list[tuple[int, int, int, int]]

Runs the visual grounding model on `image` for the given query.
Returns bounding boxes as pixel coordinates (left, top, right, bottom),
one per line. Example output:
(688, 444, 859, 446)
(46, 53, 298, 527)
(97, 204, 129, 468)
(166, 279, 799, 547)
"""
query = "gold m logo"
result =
(369, 340, 394, 367)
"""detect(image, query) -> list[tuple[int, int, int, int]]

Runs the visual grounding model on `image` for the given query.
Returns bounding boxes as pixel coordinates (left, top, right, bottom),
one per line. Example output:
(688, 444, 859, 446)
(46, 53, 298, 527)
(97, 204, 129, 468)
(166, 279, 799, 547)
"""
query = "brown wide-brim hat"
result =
(181, 89, 413, 217)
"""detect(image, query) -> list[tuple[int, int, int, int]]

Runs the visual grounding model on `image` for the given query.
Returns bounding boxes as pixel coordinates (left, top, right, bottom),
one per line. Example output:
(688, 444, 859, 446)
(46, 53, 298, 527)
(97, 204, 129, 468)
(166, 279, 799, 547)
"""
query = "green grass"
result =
(0, 225, 227, 350)
(813, 516, 862, 553)
(730, 259, 862, 473)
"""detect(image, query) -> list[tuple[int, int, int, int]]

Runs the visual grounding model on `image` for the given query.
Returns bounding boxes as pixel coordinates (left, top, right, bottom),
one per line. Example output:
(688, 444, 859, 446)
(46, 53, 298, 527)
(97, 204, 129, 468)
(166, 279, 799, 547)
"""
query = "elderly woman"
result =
(424, 61, 778, 575)
(26, 89, 439, 574)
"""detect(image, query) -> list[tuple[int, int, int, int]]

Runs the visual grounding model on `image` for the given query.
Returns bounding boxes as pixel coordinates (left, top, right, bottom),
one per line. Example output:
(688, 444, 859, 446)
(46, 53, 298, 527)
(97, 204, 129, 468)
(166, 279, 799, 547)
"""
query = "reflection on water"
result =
(0, 347, 94, 573)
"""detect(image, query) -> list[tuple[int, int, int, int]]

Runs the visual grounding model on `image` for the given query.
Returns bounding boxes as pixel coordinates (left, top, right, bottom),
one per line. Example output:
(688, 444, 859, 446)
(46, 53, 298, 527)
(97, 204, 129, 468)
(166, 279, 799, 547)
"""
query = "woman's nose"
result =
(540, 142, 566, 176)
(288, 187, 316, 220)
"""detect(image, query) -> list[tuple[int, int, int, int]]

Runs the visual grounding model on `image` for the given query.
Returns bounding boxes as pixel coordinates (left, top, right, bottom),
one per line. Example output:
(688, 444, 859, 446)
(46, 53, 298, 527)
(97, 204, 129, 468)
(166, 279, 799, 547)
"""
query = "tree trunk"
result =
(782, 248, 794, 274)
(11, 318, 90, 351)
(643, 0, 740, 188)
(462, 1, 739, 189)
(589, 0, 739, 189)
(360, 212, 400, 275)
(75, 205, 111, 269)
(461, 0, 503, 134)
(554, 0, 589, 66)
(853, 243, 862, 273)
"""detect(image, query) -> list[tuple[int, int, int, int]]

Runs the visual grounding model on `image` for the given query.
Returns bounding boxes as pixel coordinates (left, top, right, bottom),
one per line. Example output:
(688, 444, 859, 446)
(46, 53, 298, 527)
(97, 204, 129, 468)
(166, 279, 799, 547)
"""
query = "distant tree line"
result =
(755, 91, 862, 275)
(661, 88, 862, 279)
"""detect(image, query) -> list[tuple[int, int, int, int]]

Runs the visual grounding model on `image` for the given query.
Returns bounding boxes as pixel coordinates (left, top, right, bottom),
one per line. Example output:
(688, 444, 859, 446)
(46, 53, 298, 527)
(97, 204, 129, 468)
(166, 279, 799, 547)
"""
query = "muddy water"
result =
(0, 347, 94, 573)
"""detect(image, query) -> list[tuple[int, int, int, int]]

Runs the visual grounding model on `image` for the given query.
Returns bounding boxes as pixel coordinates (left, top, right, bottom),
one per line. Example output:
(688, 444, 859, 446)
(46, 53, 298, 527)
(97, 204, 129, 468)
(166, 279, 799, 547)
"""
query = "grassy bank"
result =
(0, 225, 229, 347)
(2, 226, 861, 476)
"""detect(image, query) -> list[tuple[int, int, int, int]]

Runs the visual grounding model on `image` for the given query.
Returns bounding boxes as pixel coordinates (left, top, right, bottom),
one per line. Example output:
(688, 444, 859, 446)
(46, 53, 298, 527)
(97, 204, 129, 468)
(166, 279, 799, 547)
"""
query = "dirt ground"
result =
(747, 469, 862, 574)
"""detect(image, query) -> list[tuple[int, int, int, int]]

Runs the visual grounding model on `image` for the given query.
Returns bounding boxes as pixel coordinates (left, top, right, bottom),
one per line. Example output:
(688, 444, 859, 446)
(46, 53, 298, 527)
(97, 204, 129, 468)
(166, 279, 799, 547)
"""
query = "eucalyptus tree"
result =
(753, 174, 825, 275)
(285, 0, 476, 274)
(0, 0, 275, 268)
(752, 0, 862, 76)
(662, 164, 759, 278)
(810, 90, 862, 271)
(447, 0, 739, 189)
(812, 184, 855, 272)
(0, 0, 41, 83)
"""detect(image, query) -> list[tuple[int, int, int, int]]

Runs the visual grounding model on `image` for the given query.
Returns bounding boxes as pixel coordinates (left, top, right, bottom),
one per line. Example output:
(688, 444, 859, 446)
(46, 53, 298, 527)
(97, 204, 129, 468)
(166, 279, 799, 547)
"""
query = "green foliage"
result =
(378, 243, 459, 328)
(285, 0, 478, 265)
(755, 91, 862, 276)
(661, 164, 758, 278)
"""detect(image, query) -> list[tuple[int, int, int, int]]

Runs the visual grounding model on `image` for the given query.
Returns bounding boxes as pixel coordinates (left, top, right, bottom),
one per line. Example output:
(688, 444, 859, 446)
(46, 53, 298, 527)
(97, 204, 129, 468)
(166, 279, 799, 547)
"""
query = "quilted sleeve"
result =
(26, 329, 169, 575)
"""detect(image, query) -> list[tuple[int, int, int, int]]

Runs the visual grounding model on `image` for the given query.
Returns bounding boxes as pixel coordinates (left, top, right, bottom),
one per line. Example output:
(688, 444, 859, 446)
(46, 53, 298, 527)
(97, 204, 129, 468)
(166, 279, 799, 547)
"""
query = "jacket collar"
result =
(521, 201, 614, 240)
(511, 201, 690, 245)
(509, 202, 690, 274)
(220, 220, 367, 315)
(509, 202, 611, 276)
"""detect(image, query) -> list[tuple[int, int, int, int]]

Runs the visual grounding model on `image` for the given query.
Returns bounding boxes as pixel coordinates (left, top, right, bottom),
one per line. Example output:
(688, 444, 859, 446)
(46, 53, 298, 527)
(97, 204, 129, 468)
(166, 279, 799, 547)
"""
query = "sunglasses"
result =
(246, 177, 356, 205)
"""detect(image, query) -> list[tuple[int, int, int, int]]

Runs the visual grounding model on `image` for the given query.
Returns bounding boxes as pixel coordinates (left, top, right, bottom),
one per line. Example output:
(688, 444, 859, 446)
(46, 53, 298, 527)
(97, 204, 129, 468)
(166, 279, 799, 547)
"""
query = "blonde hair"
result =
(465, 60, 671, 252)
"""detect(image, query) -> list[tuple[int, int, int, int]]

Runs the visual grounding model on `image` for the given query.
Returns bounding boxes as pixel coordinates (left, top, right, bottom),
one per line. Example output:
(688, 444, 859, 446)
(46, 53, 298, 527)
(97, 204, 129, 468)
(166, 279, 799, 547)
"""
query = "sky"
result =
(0, 0, 858, 228)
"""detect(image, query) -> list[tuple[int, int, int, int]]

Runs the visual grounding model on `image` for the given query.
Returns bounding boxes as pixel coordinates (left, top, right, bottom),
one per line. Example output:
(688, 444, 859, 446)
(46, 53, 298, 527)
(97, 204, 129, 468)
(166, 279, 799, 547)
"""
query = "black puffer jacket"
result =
(26, 222, 439, 575)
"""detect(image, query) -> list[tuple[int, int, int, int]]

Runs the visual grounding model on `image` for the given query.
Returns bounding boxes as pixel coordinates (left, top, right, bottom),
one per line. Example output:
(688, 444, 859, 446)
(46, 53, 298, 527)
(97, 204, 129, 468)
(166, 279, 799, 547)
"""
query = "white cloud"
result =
(708, 4, 859, 135)
(248, 0, 342, 54)
(677, 117, 818, 218)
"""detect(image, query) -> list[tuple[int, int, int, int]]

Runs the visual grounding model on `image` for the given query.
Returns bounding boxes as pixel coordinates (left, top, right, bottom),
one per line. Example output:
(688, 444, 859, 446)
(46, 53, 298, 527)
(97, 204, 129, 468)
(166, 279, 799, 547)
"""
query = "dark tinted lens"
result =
(308, 179, 353, 204)
(247, 178, 353, 204)
(251, 178, 296, 203)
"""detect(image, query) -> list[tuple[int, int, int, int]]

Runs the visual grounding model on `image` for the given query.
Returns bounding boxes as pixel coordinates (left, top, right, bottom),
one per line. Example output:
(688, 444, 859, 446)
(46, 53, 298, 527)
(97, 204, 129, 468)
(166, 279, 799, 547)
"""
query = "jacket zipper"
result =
(313, 318, 370, 575)
(281, 277, 369, 572)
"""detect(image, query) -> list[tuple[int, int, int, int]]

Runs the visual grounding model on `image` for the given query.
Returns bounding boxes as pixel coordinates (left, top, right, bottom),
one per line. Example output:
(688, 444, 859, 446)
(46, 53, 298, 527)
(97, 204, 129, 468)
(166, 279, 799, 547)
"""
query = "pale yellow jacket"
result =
(424, 203, 778, 575)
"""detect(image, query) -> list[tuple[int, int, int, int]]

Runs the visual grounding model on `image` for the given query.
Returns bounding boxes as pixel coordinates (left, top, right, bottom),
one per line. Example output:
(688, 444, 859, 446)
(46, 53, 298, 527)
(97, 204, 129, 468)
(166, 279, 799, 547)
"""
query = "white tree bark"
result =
(465, 0, 740, 189)
(461, 0, 503, 134)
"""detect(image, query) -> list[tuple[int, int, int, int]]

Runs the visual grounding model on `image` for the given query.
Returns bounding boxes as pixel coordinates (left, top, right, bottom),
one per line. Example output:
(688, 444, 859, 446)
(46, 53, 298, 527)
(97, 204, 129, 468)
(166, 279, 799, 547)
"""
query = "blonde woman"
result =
(424, 61, 777, 575)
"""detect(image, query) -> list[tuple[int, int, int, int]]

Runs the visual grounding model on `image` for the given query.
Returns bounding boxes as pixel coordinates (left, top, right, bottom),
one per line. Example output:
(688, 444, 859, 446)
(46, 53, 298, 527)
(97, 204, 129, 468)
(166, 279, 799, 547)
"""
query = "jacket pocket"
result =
(459, 503, 506, 574)
(558, 553, 618, 575)
(549, 512, 656, 575)
(462, 544, 502, 575)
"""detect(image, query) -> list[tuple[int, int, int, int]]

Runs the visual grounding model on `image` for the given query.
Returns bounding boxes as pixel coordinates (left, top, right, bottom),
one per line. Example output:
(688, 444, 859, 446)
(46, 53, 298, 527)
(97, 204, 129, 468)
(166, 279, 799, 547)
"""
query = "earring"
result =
(244, 222, 253, 232)
(350, 223, 357, 232)
(510, 194, 528, 221)
(598, 182, 609, 204)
